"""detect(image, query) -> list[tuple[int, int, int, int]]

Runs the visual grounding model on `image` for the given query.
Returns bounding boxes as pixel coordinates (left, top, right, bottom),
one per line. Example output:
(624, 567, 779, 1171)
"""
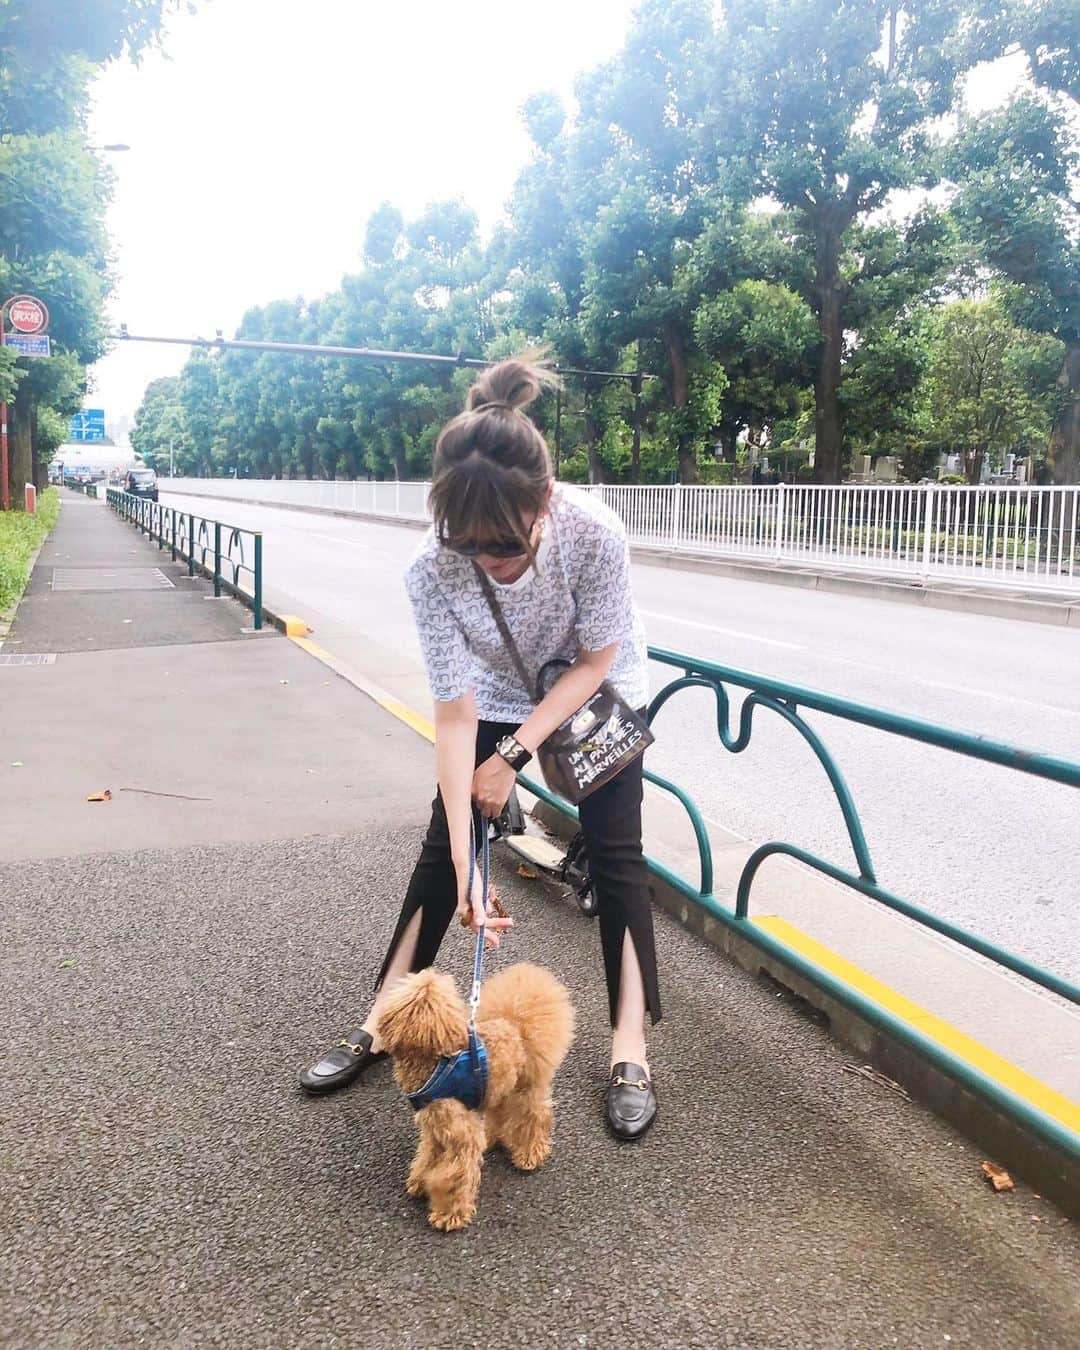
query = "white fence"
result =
(163, 479, 1080, 593)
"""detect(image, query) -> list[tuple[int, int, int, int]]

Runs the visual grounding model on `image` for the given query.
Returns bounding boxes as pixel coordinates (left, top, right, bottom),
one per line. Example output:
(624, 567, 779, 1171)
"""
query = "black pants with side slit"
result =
(375, 719, 661, 1026)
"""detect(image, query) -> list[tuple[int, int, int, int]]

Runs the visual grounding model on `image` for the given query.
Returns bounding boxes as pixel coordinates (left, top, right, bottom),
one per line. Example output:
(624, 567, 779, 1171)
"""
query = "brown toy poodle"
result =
(376, 962, 575, 1231)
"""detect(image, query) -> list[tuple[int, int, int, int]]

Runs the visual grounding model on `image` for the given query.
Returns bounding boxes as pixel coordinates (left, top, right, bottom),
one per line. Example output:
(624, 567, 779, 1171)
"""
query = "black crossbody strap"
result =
(472, 564, 539, 704)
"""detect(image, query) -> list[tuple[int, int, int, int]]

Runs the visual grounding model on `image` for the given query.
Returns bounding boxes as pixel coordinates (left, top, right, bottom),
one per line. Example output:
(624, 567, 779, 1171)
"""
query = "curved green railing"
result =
(520, 643, 1080, 1165)
(107, 489, 263, 629)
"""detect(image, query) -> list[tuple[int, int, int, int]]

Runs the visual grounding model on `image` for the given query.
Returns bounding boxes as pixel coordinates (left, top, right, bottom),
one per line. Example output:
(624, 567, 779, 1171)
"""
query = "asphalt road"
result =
(160, 491, 1080, 990)
(5, 831, 1079, 1349)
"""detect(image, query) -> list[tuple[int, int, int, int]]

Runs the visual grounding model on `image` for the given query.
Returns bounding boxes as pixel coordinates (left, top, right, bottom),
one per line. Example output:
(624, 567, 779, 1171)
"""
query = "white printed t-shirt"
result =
(404, 484, 649, 723)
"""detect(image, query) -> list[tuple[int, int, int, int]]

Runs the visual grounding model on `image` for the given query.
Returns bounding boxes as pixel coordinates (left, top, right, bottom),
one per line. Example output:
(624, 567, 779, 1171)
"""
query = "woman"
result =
(301, 356, 659, 1139)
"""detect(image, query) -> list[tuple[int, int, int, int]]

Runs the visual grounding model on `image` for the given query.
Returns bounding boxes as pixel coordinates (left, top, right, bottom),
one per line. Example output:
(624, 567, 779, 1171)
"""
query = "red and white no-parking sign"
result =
(5, 295, 50, 335)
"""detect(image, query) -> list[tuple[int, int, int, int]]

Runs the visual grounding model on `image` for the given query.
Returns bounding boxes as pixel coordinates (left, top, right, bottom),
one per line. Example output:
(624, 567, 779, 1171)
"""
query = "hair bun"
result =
(466, 353, 557, 415)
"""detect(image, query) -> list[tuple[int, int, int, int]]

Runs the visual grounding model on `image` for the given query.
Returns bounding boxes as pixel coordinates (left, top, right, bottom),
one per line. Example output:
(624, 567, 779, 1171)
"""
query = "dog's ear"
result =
(376, 970, 468, 1058)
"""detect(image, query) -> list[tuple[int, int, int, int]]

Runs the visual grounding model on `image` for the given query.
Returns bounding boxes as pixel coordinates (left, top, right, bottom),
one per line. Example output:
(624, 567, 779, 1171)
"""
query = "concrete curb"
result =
(631, 545, 1080, 628)
(529, 796, 1080, 1218)
(162, 490, 1080, 629)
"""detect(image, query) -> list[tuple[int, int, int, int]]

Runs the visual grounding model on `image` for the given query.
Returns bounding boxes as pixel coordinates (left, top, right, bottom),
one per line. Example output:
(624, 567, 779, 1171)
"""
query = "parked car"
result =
(124, 468, 159, 502)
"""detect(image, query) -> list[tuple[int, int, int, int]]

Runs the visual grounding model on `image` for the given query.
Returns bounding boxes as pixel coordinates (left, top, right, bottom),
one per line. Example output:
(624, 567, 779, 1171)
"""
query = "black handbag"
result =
(474, 566, 654, 804)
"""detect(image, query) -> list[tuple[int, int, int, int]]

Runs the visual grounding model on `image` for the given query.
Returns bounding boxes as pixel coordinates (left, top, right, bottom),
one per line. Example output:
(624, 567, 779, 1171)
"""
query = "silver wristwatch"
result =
(495, 734, 532, 771)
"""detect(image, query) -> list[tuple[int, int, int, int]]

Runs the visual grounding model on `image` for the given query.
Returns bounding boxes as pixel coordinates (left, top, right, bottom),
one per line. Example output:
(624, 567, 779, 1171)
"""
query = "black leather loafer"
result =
(299, 1028, 388, 1095)
(606, 1062, 657, 1140)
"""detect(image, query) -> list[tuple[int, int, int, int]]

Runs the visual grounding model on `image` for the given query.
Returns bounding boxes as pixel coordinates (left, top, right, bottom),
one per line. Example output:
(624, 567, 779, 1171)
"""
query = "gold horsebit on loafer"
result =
(611, 1074, 649, 1090)
(338, 1038, 370, 1056)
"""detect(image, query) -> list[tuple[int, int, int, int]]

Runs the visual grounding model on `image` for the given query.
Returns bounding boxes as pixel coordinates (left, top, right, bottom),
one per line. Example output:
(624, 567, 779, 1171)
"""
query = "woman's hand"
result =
(455, 858, 513, 949)
(471, 753, 518, 819)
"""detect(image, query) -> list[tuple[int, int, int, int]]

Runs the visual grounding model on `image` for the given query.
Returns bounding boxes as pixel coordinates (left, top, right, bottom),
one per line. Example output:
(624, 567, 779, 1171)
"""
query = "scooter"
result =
(490, 786, 598, 917)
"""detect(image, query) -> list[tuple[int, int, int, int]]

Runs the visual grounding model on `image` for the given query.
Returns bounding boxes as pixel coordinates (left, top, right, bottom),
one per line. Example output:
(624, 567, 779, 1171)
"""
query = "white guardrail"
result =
(163, 479, 1080, 593)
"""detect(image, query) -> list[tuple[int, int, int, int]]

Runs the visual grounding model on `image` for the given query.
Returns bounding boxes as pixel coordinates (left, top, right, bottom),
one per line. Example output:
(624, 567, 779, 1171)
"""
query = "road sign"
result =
(2, 333, 51, 358)
(68, 409, 107, 442)
(5, 294, 49, 335)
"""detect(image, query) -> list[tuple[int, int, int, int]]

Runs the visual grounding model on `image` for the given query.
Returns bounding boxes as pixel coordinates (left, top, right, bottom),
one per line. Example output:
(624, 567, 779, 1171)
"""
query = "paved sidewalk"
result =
(1, 492, 1077, 1349)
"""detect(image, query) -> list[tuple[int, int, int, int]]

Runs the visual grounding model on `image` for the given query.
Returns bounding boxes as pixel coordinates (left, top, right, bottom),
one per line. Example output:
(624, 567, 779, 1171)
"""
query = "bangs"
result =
(431, 452, 543, 564)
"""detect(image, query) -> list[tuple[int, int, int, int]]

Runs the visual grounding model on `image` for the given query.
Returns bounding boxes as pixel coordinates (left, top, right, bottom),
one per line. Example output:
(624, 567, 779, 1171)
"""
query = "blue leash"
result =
(405, 819, 491, 1113)
(466, 819, 490, 1029)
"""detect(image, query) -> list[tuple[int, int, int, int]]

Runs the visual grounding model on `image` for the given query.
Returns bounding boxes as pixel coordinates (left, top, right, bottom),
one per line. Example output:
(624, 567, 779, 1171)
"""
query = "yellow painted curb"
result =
(378, 697, 435, 743)
(289, 636, 435, 743)
(755, 913, 1080, 1138)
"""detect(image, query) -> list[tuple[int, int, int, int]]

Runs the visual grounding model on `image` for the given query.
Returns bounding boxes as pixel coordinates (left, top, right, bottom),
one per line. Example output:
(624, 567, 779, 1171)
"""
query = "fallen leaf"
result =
(58, 959, 76, 970)
(86, 789, 112, 802)
(517, 863, 540, 879)
(981, 1161, 1014, 1192)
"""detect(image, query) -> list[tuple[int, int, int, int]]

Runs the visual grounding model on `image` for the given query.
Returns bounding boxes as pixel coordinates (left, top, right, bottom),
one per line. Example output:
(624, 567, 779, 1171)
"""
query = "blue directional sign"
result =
(2, 333, 51, 358)
(68, 408, 107, 442)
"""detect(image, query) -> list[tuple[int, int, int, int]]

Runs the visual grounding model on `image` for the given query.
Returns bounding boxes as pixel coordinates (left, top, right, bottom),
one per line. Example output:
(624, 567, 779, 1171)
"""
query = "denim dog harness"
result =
(405, 1027, 489, 1112)
(405, 824, 491, 1113)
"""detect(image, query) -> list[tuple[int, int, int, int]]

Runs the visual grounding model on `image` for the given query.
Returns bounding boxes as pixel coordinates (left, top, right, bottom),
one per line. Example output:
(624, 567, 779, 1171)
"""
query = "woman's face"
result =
(472, 511, 543, 582)
(446, 482, 553, 581)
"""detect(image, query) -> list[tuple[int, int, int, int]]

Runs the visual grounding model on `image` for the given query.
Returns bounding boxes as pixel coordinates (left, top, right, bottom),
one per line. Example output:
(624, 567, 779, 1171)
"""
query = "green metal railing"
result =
(107, 489, 263, 630)
(520, 645, 1080, 1165)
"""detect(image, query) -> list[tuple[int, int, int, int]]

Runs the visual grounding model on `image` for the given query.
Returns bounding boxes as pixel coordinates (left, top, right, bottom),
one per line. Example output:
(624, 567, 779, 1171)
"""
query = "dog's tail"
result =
(478, 963, 575, 1086)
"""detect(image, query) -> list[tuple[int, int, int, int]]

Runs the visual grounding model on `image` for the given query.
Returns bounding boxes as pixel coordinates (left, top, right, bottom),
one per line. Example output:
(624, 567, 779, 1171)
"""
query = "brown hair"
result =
(429, 354, 559, 562)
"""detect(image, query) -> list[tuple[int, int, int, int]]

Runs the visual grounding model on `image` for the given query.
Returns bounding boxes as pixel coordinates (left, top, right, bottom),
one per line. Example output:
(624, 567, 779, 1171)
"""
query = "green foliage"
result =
(947, 85, 1080, 480)
(0, 488, 60, 611)
(0, 0, 180, 508)
(0, 347, 21, 404)
(920, 299, 1063, 481)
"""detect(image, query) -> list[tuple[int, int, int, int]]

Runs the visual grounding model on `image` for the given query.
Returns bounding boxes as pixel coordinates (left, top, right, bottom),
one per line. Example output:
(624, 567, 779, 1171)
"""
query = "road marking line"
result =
(819, 653, 1080, 719)
(639, 610, 804, 651)
(755, 914, 1080, 1136)
(283, 529, 372, 548)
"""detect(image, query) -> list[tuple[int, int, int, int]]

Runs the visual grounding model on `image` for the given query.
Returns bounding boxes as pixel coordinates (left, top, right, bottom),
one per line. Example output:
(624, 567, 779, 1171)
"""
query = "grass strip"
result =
(0, 489, 60, 613)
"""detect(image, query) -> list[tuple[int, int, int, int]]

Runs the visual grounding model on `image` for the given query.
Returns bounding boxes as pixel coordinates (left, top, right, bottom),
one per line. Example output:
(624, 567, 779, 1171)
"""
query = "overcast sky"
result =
(86, 0, 1021, 429)
(87, 0, 640, 425)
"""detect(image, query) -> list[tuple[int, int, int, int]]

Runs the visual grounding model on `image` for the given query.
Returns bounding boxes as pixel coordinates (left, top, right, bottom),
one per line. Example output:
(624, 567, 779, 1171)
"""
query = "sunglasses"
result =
(445, 535, 528, 558)
(442, 513, 541, 559)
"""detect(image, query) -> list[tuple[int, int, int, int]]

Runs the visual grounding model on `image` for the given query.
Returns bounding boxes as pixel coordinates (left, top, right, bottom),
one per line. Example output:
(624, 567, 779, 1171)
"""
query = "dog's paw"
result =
(428, 1205, 476, 1232)
(405, 1175, 427, 1198)
(510, 1138, 551, 1172)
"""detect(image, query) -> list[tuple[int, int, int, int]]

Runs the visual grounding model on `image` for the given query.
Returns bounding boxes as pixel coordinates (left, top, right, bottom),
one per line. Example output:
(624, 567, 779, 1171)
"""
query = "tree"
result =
(130, 374, 191, 473)
(960, 0, 1079, 102)
(713, 1, 972, 482)
(0, 128, 110, 496)
(921, 299, 1063, 483)
(836, 211, 958, 468)
(572, 0, 720, 482)
(0, 0, 184, 506)
(0, 1, 181, 136)
(948, 93, 1080, 482)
